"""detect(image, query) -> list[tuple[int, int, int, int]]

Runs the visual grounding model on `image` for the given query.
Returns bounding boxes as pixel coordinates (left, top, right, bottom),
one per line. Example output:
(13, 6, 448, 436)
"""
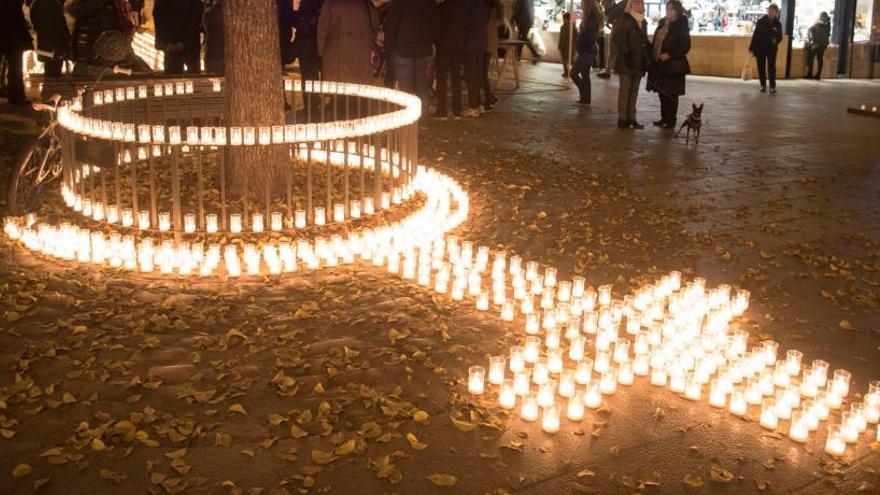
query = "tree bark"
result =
(222, 0, 286, 197)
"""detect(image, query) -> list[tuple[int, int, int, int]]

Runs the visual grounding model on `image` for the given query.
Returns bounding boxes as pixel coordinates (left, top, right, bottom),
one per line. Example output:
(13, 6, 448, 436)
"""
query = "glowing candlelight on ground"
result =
(788, 411, 809, 443)
(618, 363, 634, 385)
(514, 371, 531, 396)
(567, 391, 585, 421)
(558, 370, 576, 397)
(230, 214, 242, 233)
(585, 383, 603, 409)
(760, 397, 778, 430)
(841, 412, 860, 443)
(542, 403, 560, 433)
(599, 368, 618, 395)
(158, 212, 171, 231)
(184, 213, 196, 233)
(509, 346, 525, 373)
(729, 387, 748, 416)
(832, 369, 851, 397)
(538, 380, 556, 407)
(684, 372, 702, 401)
(825, 425, 846, 456)
(521, 392, 539, 421)
(314, 207, 326, 226)
(488, 355, 506, 385)
(468, 366, 485, 395)
(500, 380, 516, 409)
(575, 358, 593, 384)
(524, 337, 540, 364)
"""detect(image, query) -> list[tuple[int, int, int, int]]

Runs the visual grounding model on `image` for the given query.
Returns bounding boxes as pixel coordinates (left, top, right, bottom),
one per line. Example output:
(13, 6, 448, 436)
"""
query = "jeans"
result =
(164, 45, 201, 75)
(435, 50, 464, 116)
(806, 45, 826, 79)
(1, 45, 26, 103)
(755, 50, 777, 89)
(481, 52, 495, 106)
(463, 52, 484, 109)
(659, 92, 679, 125)
(570, 52, 594, 102)
(394, 55, 432, 112)
(618, 74, 641, 122)
(594, 36, 606, 69)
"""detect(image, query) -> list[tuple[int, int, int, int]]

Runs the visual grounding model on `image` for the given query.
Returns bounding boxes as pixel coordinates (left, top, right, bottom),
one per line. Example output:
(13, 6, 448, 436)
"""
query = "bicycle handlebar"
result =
(112, 66, 133, 76)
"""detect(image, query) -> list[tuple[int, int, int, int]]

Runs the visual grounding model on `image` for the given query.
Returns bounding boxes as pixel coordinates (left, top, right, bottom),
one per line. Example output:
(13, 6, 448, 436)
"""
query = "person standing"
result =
(513, 0, 540, 62)
(805, 11, 830, 80)
(203, 0, 224, 75)
(647, 0, 690, 129)
(0, 0, 32, 105)
(28, 0, 71, 77)
(317, 0, 379, 85)
(153, 0, 203, 75)
(612, 0, 648, 129)
(291, 0, 324, 81)
(481, 0, 503, 111)
(385, 0, 438, 113)
(558, 12, 574, 77)
(435, 0, 467, 119)
(748, 3, 782, 94)
(463, 0, 489, 117)
(570, 0, 601, 105)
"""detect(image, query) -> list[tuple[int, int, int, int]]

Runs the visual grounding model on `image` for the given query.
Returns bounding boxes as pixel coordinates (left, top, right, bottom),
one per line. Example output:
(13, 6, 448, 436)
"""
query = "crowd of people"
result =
(0, 0, 838, 130)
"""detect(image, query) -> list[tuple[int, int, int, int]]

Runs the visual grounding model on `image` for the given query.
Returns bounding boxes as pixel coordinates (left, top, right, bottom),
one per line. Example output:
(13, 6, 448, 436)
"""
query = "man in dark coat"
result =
(748, 3, 782, 94)
(0, 0, 33, 105)
(385, 0, 438, 112)
(513, 0, 540, 61)
(278, 0, 296, 68)
(434, 0, 467, 119)
(29, 0, 71, 77)
(291, 0, 324, 80)
(153, 0, 203, 74)
(646, 0, 690, 128)
(203, 0, 224, 75)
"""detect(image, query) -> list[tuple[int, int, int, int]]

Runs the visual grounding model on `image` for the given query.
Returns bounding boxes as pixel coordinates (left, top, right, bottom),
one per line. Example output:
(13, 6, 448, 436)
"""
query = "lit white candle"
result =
(541, 403, 560, 433)
(509, 346, 525, 373)
(525, 313, 540, 334)
(468, 366, 485, 395)
(825, 425, 846, 456)
(333, 203, 345, 222)
(184, 213, 196, 233)
(538, 380, 556, 407)
(729, 387, 748, 416)
(547, 348, 564, 374)
(760, 397, 778, 430)
(314, 207, 326, 226)
(488, 355, 506, 385)
(532, 359, 549, 385)
(230, 214, 242, 233)
(250, 214, 265, 232)
(684, 372, 702, 401)
(520, 392, 539, 421)
(584, 382, 603, 409)
(841, 413, 859, 443)
(205, 214, 218, 233)
(501, 301, 515, 321)
(514, 370, 531, 396)
(575, 358, 593, 384)
(567, 391, 585, 421)
(270, 212, 283, 231)
(499, 379, 516, 409)
(788, 411, 809, 443)
(599, 368, 617, 395)
(832, 369, 851, 397)
(476, 292, 489, 311)
(158, 212, 171, 232)
(558, 370, 576, 397)
(524, 337, 541, 364)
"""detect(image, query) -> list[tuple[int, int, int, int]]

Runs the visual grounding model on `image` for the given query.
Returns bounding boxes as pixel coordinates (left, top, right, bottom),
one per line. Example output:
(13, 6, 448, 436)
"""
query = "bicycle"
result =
(6, 51, 135, 216)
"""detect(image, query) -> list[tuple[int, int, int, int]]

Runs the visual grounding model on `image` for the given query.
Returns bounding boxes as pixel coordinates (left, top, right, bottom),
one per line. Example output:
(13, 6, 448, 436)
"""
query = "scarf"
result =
(653, 21, 669, 60)
(624, 0, 645, 26)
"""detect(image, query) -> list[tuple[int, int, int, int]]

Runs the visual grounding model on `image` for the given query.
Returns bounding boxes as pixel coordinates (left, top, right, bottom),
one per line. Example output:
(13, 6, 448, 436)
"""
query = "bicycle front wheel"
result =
(7, 140, 52, 216)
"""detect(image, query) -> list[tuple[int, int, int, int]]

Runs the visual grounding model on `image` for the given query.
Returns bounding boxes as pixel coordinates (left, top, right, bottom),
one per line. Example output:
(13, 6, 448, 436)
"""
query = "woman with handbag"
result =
(647, 0, 691, 129)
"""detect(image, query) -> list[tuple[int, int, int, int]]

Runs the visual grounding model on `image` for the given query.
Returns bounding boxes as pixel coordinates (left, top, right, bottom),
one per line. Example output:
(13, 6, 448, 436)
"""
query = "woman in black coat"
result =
(647, 0, 690, 128)
(748, 3, 782, 94)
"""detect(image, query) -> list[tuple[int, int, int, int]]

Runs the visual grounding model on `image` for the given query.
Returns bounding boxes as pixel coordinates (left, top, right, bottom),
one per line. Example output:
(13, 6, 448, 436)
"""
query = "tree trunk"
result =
(222, 0, 286, 198)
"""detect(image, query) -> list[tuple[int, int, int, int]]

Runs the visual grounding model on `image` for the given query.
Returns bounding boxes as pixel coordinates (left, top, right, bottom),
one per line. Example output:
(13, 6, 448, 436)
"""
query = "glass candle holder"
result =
(825, 425, 846, 456)
(599, 368, 618, 395)
(618, 362, 634, 386)
(514, 370, 531, 396)
(832, 369, 851, 397)
(229, 214, 242, 233)
(524, 336, 541, 364)
(541, 403, 560, 433)
(521, 392, 539, 421)
(537, 380, 556, 408)
(509, 346, 525, 373)
(729, 387, 748, 416)
(314, 207, 326, 226)
(468, 366, 485, 395)
(205, 214, 218, 233)
(158, 212, 171, 232)
(121, 208, 134, 227)
(558, 370, 576, 398)
(184, 213, 196, 233)
(499, 379, 516, 409)
(488, 355, 506, 385)
(788, 411, 809, 443)
(584, 382, 603, 409)
(567, 391, 585, 421)
(760, 397, 778, 430)
(271, 211, 283, 231)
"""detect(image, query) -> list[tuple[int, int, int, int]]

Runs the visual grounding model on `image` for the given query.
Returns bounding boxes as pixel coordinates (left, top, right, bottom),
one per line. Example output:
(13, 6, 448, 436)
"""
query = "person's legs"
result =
(435, 51, 450, 116)
(768, 50, 777, 90)
(43, 59, 63, 78)
(627, 76, 641, 123)
(815, 46, 825, 80)
(658, 92, 670, 124)
(413, 56, 431, 111)
(617, 74, 631, 124)
(464, 52, 481, 111)
(4, 47, 26, 104)
(183, 45, 201, 74)
(300, 54, 321, 80)
(450, 51, 464, 116)
(393, 55, 415, 94)
(570, 56, 584, 98)
(805, 46, 814, 78)
(755, 53, 767, 90)
(482, 52, 496, 107)
(164, 50, 185, 75)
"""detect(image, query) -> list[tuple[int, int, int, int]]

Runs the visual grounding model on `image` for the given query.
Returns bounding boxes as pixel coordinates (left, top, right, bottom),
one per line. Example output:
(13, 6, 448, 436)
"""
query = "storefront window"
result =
(853, 0, 874, 41)
(792, 0, 836, 47)
(645, 0, 768, 35)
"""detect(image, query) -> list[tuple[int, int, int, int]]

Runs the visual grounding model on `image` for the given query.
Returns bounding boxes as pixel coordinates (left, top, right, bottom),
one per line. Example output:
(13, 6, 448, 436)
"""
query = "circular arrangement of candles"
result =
(465, 268, 880, 453)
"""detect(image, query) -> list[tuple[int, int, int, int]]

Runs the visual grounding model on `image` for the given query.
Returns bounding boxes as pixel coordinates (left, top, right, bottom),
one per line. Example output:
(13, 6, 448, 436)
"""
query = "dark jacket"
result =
(513, 0, 534, 29)
(647, 16, 691, 96)
(277, 0, 296, 63)
(807, 20, 830, 48)
(385, 0, 438, 58)
(436, 0, 467, 53)
(465, 0, 489, 54)
(153, 0, 203, 50)
(558, 22, 573, 61)
(203, 0, 224, 73)
(292, 0, 323, 59)
(749, 15, 782, 55)
(0, 0, 33, 51)
(612, 13, 649, 76)
(29, 0, 71, 59)
(576, 15, 599, 55)
(67, 0, 126, 63)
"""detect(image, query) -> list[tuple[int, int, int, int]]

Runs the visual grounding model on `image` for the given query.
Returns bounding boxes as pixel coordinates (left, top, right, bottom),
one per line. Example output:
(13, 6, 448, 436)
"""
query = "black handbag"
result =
(663, 57, 690, 76)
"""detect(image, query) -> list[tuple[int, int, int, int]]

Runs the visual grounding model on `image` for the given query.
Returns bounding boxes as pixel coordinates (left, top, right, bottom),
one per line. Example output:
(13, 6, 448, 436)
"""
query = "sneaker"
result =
(629, 121, 644, 130)
(617, 120, 630, 129)
(462, 108, 480, 118)
(661, 121, 676, 130)
(576, 99, 590, 106)
(483, 104, 494, 112)
(653, 120, 666, 127)
(597, 70, 611, 79)
(486, 95, 499, 106)
(760, 87, 767, 93)
(478, 105, 485, 115)
(770, 88, 777, 95)
(452, 113, 462, 120)
(432, 112, 448, 121)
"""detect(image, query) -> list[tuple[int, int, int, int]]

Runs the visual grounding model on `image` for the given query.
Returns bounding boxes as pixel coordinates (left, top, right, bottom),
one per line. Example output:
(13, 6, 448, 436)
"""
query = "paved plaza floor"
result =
(0, 67, 878, 494)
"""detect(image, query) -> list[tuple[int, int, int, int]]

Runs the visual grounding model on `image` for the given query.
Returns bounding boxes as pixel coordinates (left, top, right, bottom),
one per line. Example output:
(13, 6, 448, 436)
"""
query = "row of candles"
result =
(4, 166, 468, 278)
(61, 79, 421, 146)
(61, 143, 406, 233)
(459, 263, 880, 455)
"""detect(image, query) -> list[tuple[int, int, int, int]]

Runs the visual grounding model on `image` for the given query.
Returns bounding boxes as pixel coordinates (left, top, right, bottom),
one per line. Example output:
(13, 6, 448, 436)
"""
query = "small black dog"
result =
(677, 103, 704, 145)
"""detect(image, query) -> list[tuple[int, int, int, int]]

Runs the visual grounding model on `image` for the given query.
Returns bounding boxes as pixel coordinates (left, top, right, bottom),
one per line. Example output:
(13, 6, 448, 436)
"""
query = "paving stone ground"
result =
(0, 66, 878, 494)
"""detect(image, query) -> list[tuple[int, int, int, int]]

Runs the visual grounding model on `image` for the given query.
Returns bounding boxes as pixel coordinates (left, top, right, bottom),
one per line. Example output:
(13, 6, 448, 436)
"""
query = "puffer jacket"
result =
(612, 13, 649, 76)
